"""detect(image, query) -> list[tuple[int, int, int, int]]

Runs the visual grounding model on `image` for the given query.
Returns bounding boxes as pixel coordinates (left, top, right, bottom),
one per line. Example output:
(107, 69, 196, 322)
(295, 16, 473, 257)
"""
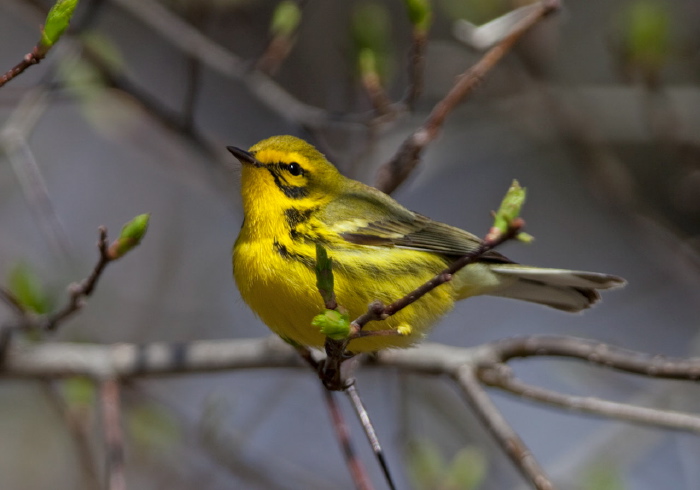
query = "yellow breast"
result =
(233, 220, 459, 352)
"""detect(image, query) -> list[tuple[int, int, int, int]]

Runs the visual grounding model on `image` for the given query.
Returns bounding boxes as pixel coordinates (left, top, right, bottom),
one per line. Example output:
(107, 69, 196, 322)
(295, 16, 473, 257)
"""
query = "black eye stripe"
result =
(266, 167, 309, 199)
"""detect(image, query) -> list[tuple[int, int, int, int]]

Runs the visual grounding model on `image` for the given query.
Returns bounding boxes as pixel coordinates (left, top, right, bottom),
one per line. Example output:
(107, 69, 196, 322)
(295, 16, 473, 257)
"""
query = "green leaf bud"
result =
(312, 309, 350, 340)
(492, 180, 526, 235)
(403, 0, 432, 33)
(108, 213, 150, 259)
(40, 0, 79, 49)
(270, 1, 302, 37)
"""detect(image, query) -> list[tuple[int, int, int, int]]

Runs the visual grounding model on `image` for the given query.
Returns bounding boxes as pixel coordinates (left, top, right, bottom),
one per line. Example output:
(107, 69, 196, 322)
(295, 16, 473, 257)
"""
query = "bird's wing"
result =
(319, 188, 510, 262)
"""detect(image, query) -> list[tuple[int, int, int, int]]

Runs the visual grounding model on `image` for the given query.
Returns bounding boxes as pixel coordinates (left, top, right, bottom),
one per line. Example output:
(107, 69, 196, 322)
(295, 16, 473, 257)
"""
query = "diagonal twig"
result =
(41, 380, 101, 489)
(491, 336, 700, 381)
(479, 364, 700, 433)
(99, 378, 126, 490)
(403, 28, 428, 109)
(323, 388, 374, 490)
(375, 0, 561, 194)
(41, 227, 112, 331)
(346, 383, 396, 490)
(453, 365, 554, 490)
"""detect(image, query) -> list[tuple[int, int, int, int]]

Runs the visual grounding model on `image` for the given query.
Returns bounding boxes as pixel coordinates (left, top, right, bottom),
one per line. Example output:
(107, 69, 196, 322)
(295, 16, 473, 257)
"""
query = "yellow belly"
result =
(233, 236, 460, 352)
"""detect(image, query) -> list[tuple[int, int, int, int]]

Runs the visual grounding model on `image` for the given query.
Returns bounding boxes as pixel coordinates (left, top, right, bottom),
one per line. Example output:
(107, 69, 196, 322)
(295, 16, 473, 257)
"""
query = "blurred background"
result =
(1, 0, 700, 488)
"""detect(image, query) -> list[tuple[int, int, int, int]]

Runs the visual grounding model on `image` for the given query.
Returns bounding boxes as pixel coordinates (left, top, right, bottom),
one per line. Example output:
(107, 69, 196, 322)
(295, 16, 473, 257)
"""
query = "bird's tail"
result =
(482, 265, 626, 312)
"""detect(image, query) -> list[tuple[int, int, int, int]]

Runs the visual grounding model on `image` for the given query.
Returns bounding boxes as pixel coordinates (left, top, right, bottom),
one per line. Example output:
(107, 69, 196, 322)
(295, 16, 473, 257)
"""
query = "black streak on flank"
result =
(284, 208, 314, 228)
(267, 168, 309, 199)
(273, 240, 316, 268)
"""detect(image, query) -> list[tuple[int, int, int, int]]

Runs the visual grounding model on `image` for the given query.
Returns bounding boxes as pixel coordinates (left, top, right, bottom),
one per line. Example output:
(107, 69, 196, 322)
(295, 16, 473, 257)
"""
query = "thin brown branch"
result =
(323, 388, 374, 490)
(99, 379, 126, 490)
(41, 380, 101, 490)
(374, 0, 561, 194)
(479, 364, 700, 433)
(453, 365, 554, 490)
(346, 383, 396, 490)
(361, 72, 393, 117)
(41, 227, 112, 331)
(0, 46, 46, 88)
(491, 336, 700, 381)
(0, 286, 28, 318)
(404, 29, 427, 108)
(256, 35, 295, 75)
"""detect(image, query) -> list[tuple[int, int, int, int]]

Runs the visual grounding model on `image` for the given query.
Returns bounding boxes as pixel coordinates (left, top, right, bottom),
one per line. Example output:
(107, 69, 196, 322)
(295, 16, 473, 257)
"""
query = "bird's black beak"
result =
(227, 146, 261, 167)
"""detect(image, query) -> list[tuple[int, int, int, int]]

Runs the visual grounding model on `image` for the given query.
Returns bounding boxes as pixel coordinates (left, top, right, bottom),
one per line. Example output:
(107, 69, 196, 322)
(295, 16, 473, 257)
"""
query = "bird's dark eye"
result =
(287, 162, 303, 176)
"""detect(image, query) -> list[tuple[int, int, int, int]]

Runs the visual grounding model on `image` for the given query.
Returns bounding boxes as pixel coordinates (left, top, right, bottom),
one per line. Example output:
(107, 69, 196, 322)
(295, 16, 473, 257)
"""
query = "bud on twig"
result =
(107, 214, 150, 260)
(270, 1, 301, 38)
(313, 308, 351, 341)
(40, 0, 79, 51)
(486, 180, 532, 243)
(403, 0, 432, 34)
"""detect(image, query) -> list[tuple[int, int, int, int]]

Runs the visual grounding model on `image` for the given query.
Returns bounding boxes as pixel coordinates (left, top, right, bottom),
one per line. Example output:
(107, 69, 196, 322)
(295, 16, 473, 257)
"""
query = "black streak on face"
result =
(267, 168, 309, 199)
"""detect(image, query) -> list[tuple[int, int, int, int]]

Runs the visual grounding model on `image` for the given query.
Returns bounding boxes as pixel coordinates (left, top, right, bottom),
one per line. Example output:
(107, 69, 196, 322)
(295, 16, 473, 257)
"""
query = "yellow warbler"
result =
(229, 135, 624, 352)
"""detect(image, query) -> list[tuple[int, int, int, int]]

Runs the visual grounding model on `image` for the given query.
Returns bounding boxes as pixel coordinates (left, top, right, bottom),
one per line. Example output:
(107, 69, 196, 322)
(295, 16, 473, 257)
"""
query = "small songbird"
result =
(229, 135, 625, 352)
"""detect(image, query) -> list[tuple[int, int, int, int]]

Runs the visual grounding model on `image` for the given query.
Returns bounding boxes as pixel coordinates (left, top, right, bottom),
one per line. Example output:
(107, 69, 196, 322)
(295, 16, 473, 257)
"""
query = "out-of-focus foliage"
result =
(7, 263, 53, 315)
(352, 2, 392, 81)
(617, 0, 671, 83)
(61, 377, 96, 409)
(127, 402, 182, 454)
(582, 461, 626, 490)
(407, 439, 487, 490)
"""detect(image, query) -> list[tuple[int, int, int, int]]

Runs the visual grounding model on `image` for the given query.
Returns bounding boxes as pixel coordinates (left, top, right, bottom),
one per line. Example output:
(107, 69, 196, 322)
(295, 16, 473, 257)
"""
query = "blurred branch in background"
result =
(3, 335, 700, 488)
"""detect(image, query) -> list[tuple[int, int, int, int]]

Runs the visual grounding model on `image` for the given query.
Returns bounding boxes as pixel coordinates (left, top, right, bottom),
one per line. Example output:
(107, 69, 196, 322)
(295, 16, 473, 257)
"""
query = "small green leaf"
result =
(312, 309, 350, 340)
(7, 262, 52, 315)
(40, 0, 79, 48)
(406, 439, 447, 490)
(403, 0, 432, 33)
(492, 179, 526, 235)
(444, 446, 487, 490)
(108, 213, 150, 259)
(270, 1, 301, 37)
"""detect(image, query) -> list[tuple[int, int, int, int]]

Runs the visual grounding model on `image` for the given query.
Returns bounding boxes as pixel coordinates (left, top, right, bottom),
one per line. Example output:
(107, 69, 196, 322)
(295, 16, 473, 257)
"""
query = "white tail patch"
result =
(486, 265, 626, 312)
